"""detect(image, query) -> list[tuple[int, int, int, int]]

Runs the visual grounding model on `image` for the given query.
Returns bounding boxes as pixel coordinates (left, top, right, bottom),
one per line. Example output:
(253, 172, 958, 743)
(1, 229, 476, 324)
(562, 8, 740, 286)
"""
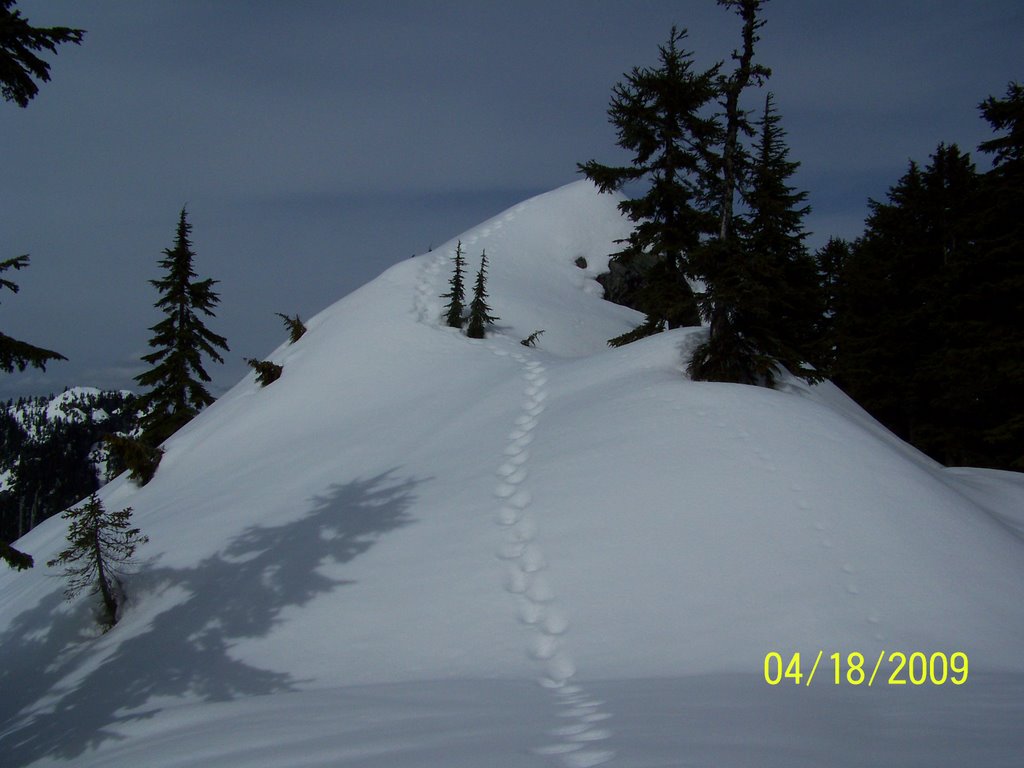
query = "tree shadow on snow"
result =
(0, 469, 422, 766)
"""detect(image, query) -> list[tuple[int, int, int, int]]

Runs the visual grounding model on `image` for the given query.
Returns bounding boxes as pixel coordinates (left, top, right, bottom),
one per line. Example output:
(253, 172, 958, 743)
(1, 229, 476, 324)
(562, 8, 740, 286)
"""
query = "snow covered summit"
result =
(2, 180, 1023, 767)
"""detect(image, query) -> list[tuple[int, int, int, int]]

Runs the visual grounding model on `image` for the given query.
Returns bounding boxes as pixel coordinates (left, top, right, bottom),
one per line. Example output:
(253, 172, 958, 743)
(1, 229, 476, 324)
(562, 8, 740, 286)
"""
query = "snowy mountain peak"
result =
(2, 180, 1023, 767)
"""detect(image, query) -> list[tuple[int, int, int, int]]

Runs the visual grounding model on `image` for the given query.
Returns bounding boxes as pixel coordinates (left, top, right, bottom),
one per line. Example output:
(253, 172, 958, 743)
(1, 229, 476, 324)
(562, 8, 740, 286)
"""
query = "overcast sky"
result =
(2, 0, 1020, 399)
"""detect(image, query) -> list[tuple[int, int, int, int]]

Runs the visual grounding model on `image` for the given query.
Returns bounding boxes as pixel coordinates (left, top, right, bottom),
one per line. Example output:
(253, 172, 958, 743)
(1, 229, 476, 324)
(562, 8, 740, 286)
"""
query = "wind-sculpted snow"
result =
(2, 180, 1022, 766)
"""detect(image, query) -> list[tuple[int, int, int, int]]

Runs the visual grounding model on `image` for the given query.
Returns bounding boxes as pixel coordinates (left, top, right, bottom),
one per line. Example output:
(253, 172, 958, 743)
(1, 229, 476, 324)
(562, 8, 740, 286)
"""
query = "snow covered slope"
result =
(2, 181, 1023, 767)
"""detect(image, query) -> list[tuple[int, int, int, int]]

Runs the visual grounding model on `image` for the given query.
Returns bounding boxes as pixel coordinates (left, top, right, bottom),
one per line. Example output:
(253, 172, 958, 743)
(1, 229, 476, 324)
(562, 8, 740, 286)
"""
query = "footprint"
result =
(509, 489, 532, 508)
(542, 607, 569, 635)
(570, 729, 611, 742)
(520, 544, 545, 572)
(533, 743, 584, 756)
(529, 634, 560, 660)
(526, 575, 555, 603)
(505, 567, 528, 594)
(519, 600, 545, 625)
(496, 506, 520, 526)
(495, 483, 517, 499)
(550, 724, 590, 737)
(562, 750, 615, 767)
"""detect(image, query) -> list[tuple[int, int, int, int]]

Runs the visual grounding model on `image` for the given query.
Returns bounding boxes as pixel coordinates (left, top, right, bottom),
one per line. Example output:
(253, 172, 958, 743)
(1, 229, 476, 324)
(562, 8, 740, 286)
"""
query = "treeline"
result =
(580, 0, 1021, 471)
(826, 83, 1024, 470)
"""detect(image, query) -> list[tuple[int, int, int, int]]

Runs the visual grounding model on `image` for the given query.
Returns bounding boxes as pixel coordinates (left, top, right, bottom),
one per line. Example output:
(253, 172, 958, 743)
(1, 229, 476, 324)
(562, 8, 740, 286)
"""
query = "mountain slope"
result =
(2, 180, 1023, 767)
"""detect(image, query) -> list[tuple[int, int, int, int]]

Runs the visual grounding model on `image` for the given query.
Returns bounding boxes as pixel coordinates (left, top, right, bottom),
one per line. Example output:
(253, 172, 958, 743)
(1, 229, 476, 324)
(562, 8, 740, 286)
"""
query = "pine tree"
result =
(47, 494, 148, 629)
(693, 92, 822, 386)
(441, 241, 467, 328)
(0, 0, 84, 108)
(135, 208, 229, 446)
(466, 251, 498, 339)
(687, 0, 773, 384)
(0, 254, 66, 373)
(578, 26, 718, 336)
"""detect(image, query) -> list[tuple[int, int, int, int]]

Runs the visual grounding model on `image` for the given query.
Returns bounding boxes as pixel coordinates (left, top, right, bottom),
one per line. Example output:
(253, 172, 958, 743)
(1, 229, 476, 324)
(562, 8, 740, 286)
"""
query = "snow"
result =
(2, 180, 1023, 767)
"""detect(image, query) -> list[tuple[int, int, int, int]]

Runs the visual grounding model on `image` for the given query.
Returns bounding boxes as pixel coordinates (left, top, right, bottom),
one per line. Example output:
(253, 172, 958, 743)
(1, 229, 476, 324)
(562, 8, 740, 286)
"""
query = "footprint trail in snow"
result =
(488, 344, 616, 767)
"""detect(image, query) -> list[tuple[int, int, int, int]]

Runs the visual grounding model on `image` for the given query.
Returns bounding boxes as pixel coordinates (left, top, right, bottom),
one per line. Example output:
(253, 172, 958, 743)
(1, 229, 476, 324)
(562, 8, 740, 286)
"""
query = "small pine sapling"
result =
(520, 330, 545, 347)
(246, 358, 283, 387)
(466, 250, 499, 339)
(276, 312, 306, 343)
(441, 241, 467, 328)
(47, 494, 149, 629)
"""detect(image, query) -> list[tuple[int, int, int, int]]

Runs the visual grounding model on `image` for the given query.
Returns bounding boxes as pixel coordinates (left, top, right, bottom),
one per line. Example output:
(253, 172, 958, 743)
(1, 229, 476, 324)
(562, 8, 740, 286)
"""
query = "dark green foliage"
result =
(520, 330, 545, 348)
(47, 494, 148, 629)
(102, 433, 163, 486)
(441, 241, 467, 328)
(1, 389, 139, 539)
(578, 26, 717, 335)
(581, 25, 716, 337)
(0, 255, 66, 373)
(466, 250, 498, 339)
(135, 208, 229, 446)
(0, 0, 84, 108)
(829, 89, 1024, 471)
(246, 358, 283, 387)
(691, 93, 823, 386)
(608, 316, 664, 348)
(276, 312, 306, 343)
(1, 539, 32, 569)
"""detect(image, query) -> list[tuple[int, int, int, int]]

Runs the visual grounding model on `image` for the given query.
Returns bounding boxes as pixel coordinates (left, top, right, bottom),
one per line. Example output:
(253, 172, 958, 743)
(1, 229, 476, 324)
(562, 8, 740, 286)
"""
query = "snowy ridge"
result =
(2, 180, 1023, 767)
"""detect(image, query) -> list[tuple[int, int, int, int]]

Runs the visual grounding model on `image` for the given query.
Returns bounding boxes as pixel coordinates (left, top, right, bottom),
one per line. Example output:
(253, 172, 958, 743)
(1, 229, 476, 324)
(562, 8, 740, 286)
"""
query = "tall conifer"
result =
(135, 208, 229, 446)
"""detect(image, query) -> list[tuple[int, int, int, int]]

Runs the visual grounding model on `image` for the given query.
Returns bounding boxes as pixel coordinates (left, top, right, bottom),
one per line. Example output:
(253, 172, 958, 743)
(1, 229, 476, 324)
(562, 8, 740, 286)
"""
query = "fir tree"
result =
(135, 208, 229, 446)
(688, 0, 773, 384)
(0, 0, 84, 108)
(466, 251, 498, 339)
(691, 92, 821, 386)
(47, 494, 149, 629)
(0, 254, 66, 373)
(441, 241, 467, 328)
(578, 26, 718, 336)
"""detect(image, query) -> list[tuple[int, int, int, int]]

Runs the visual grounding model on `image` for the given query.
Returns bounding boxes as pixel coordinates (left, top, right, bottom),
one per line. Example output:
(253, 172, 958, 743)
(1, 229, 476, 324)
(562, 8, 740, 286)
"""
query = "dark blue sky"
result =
(2, 0, 1020, 398)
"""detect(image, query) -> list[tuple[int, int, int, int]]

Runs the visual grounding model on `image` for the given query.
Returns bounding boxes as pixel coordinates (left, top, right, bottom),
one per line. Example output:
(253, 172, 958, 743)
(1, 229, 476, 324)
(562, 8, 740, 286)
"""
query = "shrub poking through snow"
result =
(47, 494, 149, 630)
(102, 434, 163, 486)
(520, 330, 545, 347)
(276, 312, 306, 343)
(246, 358, 283, 387)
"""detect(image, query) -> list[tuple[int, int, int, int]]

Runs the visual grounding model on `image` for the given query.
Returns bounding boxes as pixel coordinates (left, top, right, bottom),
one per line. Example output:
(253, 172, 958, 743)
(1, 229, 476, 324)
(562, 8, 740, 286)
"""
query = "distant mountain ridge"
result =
(0, 387, 137, 542)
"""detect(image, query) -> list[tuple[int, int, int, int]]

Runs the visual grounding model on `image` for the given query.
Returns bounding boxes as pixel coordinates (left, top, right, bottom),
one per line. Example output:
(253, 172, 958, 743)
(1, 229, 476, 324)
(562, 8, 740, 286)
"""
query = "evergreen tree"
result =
(47, 494, 148, 629)
(0, 254, 66, 373)
(578, 26, 718, 336)
(276, 312, 306, 343)
(696, 92, 822, 385)
(958, 82, 1024, 468)
(135, 208, 229, 446)
(0, 0, 84, 108)
(834, 146, 981, 459)
(814, 236, 851, 372)
(441, 240, 467, 328)
(687, 0, 773, 384)
(466, 250, 498, 339)
(1, 539, 32, 570)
